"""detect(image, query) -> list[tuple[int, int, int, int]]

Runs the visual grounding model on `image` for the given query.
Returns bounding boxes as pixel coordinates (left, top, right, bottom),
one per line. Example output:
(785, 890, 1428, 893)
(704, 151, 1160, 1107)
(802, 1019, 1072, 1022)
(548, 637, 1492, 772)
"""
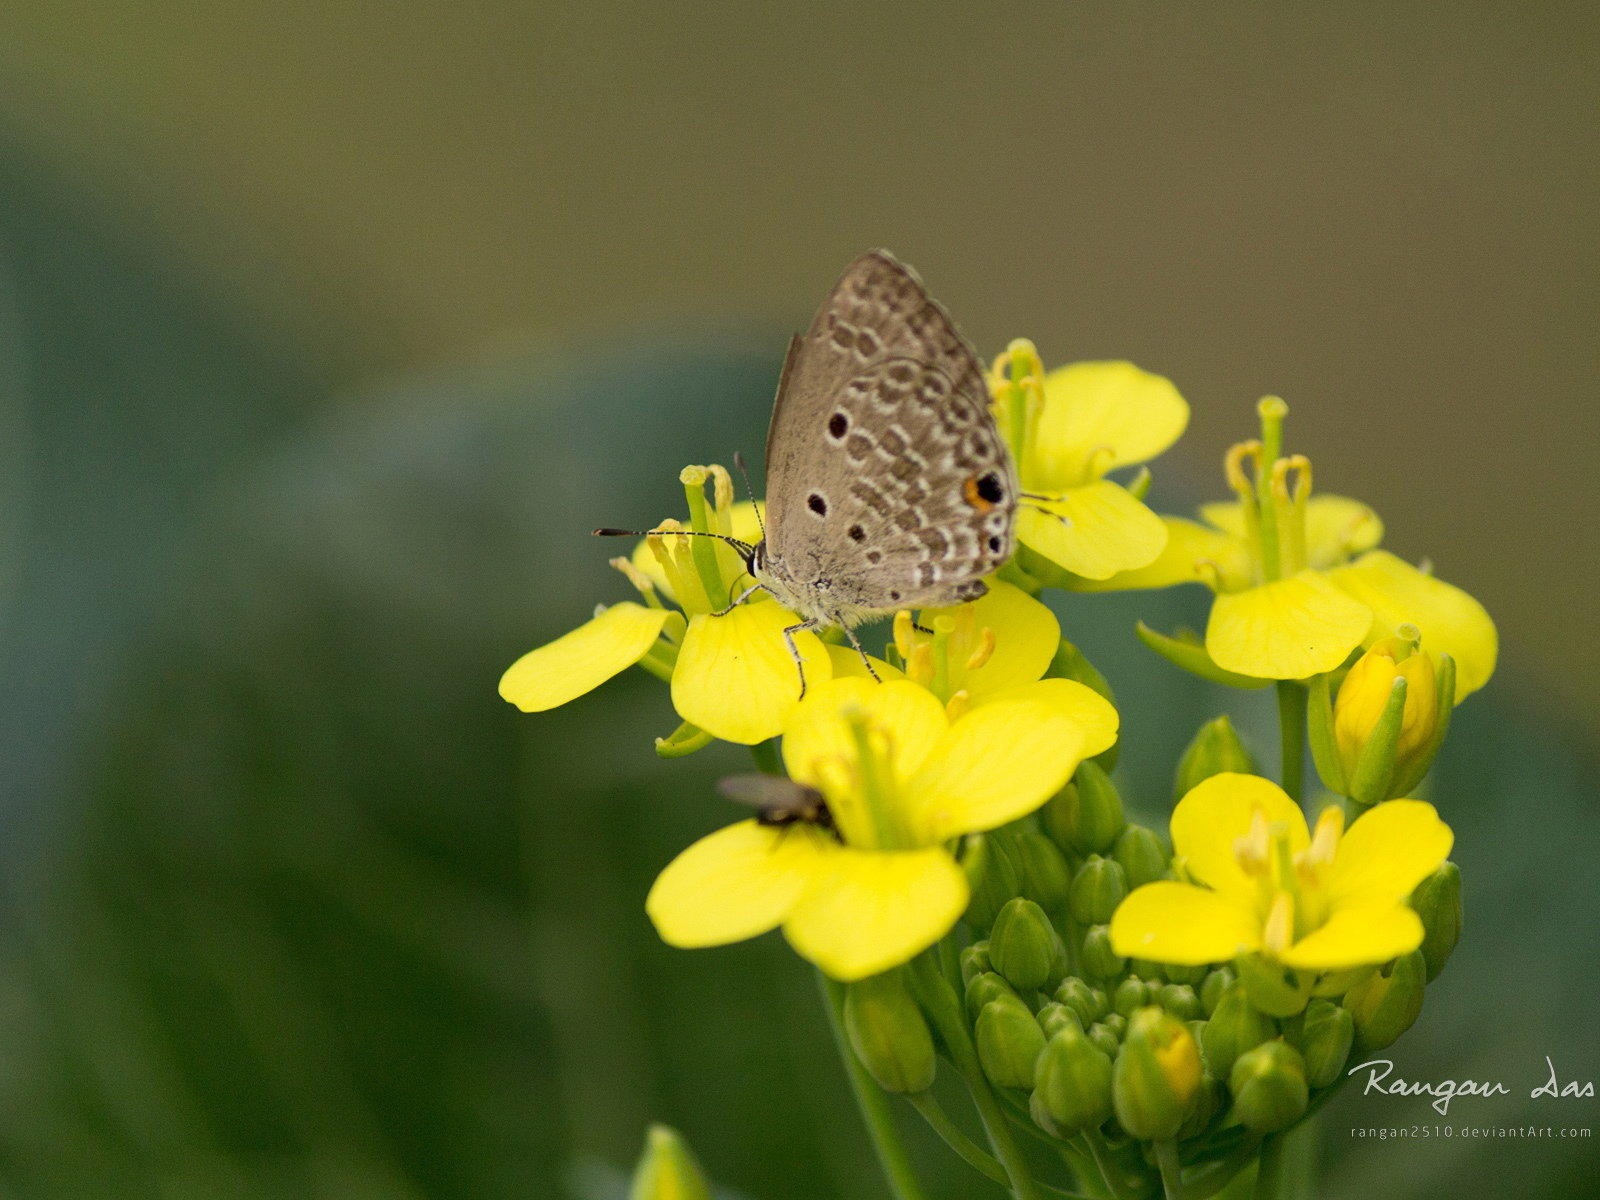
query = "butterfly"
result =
(601, 250, 1019, 694)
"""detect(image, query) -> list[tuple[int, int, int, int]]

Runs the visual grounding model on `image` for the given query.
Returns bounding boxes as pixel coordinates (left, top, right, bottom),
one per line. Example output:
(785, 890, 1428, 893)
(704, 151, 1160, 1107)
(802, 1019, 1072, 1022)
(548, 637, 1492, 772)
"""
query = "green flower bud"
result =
(1069, 761, 1126, 854)
(1174, 715, 1256, 801)
(1054, 977, 1107, 1027)
(1237, 952, 1313, 1018)
(962, 833, 1022, 932)
(629, 1125, 713, 1200)
(1200, 967, 1237, 1016)
(1012, 828, 1073, 912)
(844, 973, 937, 1095)
(965, 971, 1020, 1025)
(1159, 983, 1202, 1022)
(1410, 861, 1462, 982)
(990, 898, 1070, 992)
(1079, 925, 1126, 983)
(976, 995, 1047, 1089)
(1088, 1021, 1122, 1060)
(1344, 950, 1427, 1052)
(1113, 977, 1151, 1018)
(1113, 824, 1170, 890)
(1113, 1007, 1203, 1140)
(960, 941, 993, 988)
(1229, 1041, 1309, 1134)
(1068, 855, 1129, 926)
(1033, 1027, 1115, 1134)
(1201, 982, 1277, 1079)
(1179, 1072, 1226, 1141)
(1038, 1001, 1085, 1038)
(1288, 999, 1354, 1089)
(1163, 962, 1207, 986)
(1100, 1012, 1127, 1039)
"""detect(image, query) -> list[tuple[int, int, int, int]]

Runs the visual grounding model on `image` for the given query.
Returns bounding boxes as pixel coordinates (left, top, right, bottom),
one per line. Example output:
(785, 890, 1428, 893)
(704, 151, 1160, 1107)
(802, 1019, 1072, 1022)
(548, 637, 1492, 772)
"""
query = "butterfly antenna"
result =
(732, 451, 766, 541)
(593, 527, 756, 554)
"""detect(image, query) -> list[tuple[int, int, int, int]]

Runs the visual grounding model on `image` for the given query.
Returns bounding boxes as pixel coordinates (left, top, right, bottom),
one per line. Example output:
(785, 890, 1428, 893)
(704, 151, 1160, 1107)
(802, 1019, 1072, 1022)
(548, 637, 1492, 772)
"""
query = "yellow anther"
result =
(1195, 559, 1224, 591)
(892, 610, 918, 660)
(1224, 441, 1262, 498)
(1262, 890, 1296, 956)
(944, 689, 972, 723)
(965, 627, 997, 672)
(708, 463, 735, 513)
(1270, 454, 1313, 505)
(1298, 806, 1345, 886)
(609, 556, 659, 601)
(678, 464, 709, 488)
(1233, 807, 1272, 875)
(905, 642, 935, 689)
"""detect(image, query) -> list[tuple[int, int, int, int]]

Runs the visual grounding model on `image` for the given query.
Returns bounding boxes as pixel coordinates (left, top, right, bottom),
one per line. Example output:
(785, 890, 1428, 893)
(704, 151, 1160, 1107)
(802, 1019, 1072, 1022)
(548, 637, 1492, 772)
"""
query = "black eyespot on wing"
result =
(987, 535, 1002, 552)
(848, 524, 866, 542)
(807, 493, 828, 516)
(976, 472, 1004, 504)
(888, 590, 901, 602)
(828, 412, 848, 439)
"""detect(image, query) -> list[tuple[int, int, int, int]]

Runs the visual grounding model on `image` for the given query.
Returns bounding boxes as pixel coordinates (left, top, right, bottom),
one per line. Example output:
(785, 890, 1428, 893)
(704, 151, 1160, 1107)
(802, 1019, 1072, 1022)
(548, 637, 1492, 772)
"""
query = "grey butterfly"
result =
(599, 250, 1019, 693)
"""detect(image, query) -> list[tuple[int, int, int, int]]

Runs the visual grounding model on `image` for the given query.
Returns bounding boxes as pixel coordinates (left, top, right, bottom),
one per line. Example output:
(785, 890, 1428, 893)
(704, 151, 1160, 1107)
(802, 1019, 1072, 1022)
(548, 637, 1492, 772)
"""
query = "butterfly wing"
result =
(762, 251, 1018, 614)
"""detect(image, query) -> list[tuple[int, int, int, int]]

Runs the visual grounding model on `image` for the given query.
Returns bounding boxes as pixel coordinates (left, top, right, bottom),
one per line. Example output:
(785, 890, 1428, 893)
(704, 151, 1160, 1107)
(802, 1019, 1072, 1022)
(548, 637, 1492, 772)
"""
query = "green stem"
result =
(1252, 1134, 1284, 1200)
(906, 1094, 1093, 1200)
(1082, 1132, 1144, 1200)
(1154, 1140, 1184, 1200)
(1276, 681, 1307, 804)
(907, 954, 1045, 1200)
(817, 972, 930, 1200)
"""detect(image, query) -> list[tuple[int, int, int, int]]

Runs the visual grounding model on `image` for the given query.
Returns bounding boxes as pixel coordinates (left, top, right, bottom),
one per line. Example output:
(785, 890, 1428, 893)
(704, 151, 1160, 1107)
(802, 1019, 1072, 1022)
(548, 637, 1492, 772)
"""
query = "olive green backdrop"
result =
(0, 4, 1594, 1198)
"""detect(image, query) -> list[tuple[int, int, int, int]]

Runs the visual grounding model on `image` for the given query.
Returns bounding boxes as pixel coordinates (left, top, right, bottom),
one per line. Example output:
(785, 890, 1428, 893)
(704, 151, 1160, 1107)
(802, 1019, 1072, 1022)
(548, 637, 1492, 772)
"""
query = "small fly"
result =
(717, 774, 835, 832)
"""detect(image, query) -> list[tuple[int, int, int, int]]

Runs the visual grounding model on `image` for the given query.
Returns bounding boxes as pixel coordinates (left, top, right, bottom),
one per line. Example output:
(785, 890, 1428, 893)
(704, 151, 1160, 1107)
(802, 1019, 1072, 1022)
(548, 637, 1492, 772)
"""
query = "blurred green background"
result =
(0, 4, 1594, 1198)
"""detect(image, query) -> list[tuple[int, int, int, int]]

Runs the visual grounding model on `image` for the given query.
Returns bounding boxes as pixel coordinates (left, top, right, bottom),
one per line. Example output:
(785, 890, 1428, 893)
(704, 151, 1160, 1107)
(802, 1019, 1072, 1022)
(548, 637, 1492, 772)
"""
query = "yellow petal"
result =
(825, 644, 906, 683)
(671, 604, 831, 745)
(782, 678, 947, 792)
(908, 698, 1088, 842)
(1171, 773, 1308, 897)
(783, 847, 968, 981)
(1279, 904, 1424, 972)
(647, 820, 835, 947)
(1110, 882, 1262, 965)
(1033, 360, 1189, 479)
(1070, 517, 1250, 593)
(499, 602, 670, 712)
(920, 581, 1058, 701)
(1017, 480, 1170, 581)
(1199, 495, 1383, 571)
(1206, 570, 1371, 679)
(979, 678, 1119, 758)
(1326, 800, 1453, 907)
(1325, 550, 1498, 700)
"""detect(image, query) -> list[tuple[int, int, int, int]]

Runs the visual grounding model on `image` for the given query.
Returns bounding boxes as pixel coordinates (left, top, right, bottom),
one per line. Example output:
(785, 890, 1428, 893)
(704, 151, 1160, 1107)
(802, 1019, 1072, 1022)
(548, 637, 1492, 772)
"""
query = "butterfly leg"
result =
(840, 622, 882, 684)
(712, 582, 770, 618)
(781, 617, 821, 700)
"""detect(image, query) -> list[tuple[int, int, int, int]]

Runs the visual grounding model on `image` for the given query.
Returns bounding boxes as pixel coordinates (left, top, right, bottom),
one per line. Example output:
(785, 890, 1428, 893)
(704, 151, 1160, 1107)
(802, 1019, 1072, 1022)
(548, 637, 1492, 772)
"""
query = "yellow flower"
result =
(1078, 399, 1497, 694)
(990, 340, 1188, 581)
(648, 674, 1117, 981)
(498, 465, 838, 745)
(1110, 773, 1453, 972)
(1333, 632, 1439, 780)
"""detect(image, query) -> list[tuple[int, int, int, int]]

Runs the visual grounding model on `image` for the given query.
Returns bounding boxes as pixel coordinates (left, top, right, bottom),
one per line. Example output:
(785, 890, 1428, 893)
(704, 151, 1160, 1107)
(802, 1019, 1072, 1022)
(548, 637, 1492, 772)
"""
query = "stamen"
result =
(1262, 891, 1295, 956)
(1233, 807, 1272, 876)
(1297, 805, 1345, 886)
(1085, 445, 1115, 481)
(1271, 455, 1312, 576)
(844, 709, 907, 850)
(610, 556, 664, 608)
(892, 610, 918, 661)
(904, 641, 935, 690)
(944, 689, 972, 723)
(965, 627, 997, 672)
(1224, 441, 1262, 498)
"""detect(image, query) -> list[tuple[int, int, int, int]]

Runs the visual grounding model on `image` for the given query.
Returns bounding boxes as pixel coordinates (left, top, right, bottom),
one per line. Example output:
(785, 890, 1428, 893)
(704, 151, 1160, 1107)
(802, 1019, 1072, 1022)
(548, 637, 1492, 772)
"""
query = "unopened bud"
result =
(1054, 978, 1108, 1028)
(1068, 855, 1129, 925)
(1201, 982, 1277, 1079)
(960, 941, 993, 987)
(1033, 1027, 1115, 1134)
(844, 973, 936, 1094)
(1049, 761, 1125, 855)
(1344, 950, 1427, 1051)
(1410, 861, 1462, 982)
(1174, 715, 1256, 801)
(990, 898, 1070, 992)
(1011, 828, 1073, 912)
(1237, 952, 1312, 1018)
(1112, 1008, 1203, 1140)
(1113, 824, 1170, 890)
(1037, 1002, 1085, 1038)
(976, 995, 1048, 1089)
(1080, 925, 1127, 983)
(1159, 983, 1202, 1022)
(629, 1125, 713, 1200)
(1200, 967, 1236, 1017)
(1229, 1041, 1309, 1133)
(1334, 634, 1441, 803)
(1288, 998, 1354, 1089)
(1113, 977, 1151, 1019)
(965, 971, 1020, 1025)
(962, 833, 1022, 932)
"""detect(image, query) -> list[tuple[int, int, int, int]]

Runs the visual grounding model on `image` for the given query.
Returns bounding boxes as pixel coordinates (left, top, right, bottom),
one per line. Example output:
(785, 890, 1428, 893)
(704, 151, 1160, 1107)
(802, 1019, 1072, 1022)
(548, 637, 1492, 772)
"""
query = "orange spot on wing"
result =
(962, 476, 995, 512)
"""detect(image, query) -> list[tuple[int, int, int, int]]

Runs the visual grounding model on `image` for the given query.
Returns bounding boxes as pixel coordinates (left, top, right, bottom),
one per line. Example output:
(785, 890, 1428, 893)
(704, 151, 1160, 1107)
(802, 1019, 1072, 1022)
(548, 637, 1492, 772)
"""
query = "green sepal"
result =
(965, 971, 1021, 1025)
(1344, 950, 1427, 1051)
(1113, 824, 1170, 889)
(961, 832, 1022, 932)
(1307, 673, 1348, 795)
(1286, 998, 1354, 1089)
(1236, 953, 1312, 1018)
(1389, 653, 1457, 797)
(1067, 855, 1128, 926)
(654, 720, 714, 758)
(1135, 622, 1272, 690)
(1228, 1041, 1309, 1133)
(1200, 981, 1277, 1079)
(1174, 714, 1258, 801)
(990, 897, 1070, 992)
(1033, 1026, 1114, 1133)
(1010, 828, 1073, 913)
(1079, 924, 1126, 984)
(629, 1125, 714, 1200)
(960, 941, 994, 988)
(844, 971, 937, 1094)
(1410, 860, 1462, 982)
(1346, 676, 1409, 805)
(975, 994, 1047, 1089)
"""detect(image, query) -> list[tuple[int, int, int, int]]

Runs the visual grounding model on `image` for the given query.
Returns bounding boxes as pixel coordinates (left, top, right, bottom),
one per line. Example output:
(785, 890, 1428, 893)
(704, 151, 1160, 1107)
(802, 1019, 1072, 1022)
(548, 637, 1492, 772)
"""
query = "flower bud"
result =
(1344, 950, 1427, 1051)
(960, 941, 993, 987)
(1011, 828, 1073, 912)
(1033, 1027, 1114, 1134)
(1079, 924, 1126, 983)
(1288, 998, 1354, 1089)
(1410, 861, 1462, 982)
(1200, 982, 1277, 1079)
(1163, 962, 1206, 987)
(1158, 984, 1202, 1022)
(990, 898, 1070, 992)
(629, 1125, 713, 1200)
(1088, 1020, 1122, 1060)
(1200, 967, 1236, 1017)
(1334, 633, 1441, 803)
(1048, 761, 1125, 855)
(1054, 977, 1108, 1028)
(976, 995, 1048, 1089)
(1228, 1041, 1309, 1133)
(1113, 978, 1151, 1018)
(1038, 1001, 1085, 1038)
(965, 971, 1021, 1025)
(1112, 1008, 1203, 1140)
(1237, 952, 1312, 1018)
(1113, 824, 1170, 890)
(1068, 855, 1129, 926)
(844, 973, 937, 1095)
(1174, 715, 1256, 801)
(962, 833, 1021, 933)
